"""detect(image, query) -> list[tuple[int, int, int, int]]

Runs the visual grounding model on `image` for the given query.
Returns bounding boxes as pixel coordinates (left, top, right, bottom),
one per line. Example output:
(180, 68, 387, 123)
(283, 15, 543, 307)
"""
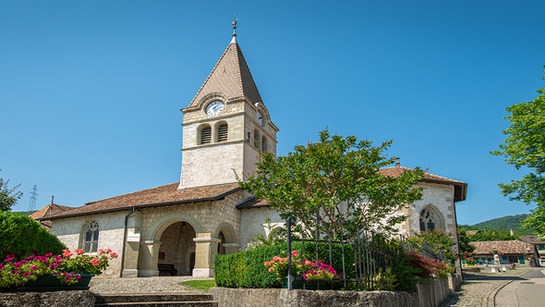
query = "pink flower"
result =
(45, 253, 53, 257)
(110, 252, 118, 258)
(90, 259, 100, 266)
(292, 250, 299, 257)
(30, 265, 37, 270)
(11, 271, 20, 275)
(273, 256, 280, 261)
(279, 258, 287, 262)
(65, 277, 71, 281)
(27, 255, 35, 260)
(5, 254, 15, 262)
(24, 272, 31, 277)
(74, 249, 84, 255)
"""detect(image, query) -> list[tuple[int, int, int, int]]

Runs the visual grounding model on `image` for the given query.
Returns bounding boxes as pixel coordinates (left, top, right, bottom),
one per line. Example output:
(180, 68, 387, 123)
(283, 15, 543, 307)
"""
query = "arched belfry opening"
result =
(157, 221, 196, 276)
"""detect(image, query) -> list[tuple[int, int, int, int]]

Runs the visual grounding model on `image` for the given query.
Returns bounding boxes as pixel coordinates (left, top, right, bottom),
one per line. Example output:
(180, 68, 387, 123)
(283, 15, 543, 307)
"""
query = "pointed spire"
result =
(187, 19, 263, 108)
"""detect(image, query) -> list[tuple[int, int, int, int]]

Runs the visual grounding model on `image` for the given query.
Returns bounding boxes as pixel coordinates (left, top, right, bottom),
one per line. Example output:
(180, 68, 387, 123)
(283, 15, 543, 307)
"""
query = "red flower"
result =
(110, 252, 118, 258)
(292, 250, 299, 258)
(74, 249, 85, 255)
(90, 259, 100, 266)
(63, 250, 73, 257)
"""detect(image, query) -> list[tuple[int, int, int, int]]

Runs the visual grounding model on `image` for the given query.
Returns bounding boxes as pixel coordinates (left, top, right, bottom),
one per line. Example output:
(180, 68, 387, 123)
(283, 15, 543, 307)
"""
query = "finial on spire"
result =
(230, 15, 238, 44)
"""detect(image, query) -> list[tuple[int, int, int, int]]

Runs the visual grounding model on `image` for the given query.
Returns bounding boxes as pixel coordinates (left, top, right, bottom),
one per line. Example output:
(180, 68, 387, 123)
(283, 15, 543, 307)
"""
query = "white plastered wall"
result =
(50, 211, 127, 277)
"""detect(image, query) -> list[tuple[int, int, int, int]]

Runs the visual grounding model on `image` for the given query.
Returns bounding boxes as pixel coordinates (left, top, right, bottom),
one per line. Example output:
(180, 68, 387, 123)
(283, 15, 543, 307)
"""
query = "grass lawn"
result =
(180, 279, 216, 292)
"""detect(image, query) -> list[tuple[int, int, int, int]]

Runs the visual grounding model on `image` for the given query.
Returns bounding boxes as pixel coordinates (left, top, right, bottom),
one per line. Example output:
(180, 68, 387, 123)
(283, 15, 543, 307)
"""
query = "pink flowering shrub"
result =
(0, 249, 117, 289)
(264, 250, 341, 282)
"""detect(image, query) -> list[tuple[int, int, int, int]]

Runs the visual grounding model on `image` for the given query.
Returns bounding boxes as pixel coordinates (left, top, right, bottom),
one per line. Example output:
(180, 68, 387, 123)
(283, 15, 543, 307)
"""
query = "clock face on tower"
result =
(257, 110, 265, 127)
(206, 101, 224, 116)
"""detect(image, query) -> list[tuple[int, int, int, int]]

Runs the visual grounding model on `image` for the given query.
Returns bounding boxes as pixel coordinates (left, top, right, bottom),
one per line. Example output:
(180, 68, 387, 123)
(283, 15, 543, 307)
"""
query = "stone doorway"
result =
(157, 221, 196, 276)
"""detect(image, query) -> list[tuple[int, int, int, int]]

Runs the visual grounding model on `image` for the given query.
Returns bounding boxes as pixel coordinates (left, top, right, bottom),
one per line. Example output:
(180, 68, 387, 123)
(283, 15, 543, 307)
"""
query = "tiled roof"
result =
(188, 40, 263, 108)
(519, 235, 545, 245)
(44, 182, 241, 220)
(466, 230, 481, 235)
(380, 166, 467, 202)
(236, 197, 268, 209)
(470, 240, 530, 255)
(30, 203, 75, 231)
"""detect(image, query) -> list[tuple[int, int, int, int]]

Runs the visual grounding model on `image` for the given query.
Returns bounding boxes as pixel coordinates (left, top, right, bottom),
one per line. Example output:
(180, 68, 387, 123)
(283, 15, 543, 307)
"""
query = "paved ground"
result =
(495, 267, 545, 307)
(440, 268, 532, 307)
(89, 276, 211, 294)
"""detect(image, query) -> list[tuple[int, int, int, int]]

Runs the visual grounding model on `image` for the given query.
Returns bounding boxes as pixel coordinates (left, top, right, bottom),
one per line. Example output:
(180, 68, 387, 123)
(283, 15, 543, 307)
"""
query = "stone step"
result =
(95, 293, 214, 304)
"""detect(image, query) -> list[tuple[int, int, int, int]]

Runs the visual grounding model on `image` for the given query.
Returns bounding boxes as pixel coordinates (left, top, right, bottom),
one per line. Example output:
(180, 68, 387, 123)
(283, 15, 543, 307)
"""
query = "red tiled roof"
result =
(44, 182, 241, 220)
(470, 240, 530, 255)
(380, 166, 467, 202)
(30, 203, 75, 230)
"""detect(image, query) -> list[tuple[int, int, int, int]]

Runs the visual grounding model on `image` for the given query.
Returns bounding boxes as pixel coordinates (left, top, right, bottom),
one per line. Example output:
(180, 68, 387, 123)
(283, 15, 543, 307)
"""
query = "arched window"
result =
(217, 123, 228, 142)
(262, 136, 268, 153)
(83, 221, 99, 253)
(254, 129, 260, 149)
(419, 207, 442, 232)
(199, 125, 211, 144)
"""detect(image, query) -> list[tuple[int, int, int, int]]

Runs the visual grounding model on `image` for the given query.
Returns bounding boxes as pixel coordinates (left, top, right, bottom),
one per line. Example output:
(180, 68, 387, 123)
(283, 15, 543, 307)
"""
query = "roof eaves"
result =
(43, 186, 242, 221)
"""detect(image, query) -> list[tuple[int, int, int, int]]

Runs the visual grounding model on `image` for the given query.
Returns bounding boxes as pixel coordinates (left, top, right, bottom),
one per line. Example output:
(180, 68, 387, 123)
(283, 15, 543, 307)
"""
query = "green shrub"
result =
(215, 241, 360, 288)
(0, 211, 66, 260)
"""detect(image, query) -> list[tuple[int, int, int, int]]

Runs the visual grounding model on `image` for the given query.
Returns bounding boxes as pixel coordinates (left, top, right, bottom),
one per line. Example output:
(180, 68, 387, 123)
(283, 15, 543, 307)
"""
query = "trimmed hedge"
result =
(214, 242, 357, 288)
(0, 211, 66, 260)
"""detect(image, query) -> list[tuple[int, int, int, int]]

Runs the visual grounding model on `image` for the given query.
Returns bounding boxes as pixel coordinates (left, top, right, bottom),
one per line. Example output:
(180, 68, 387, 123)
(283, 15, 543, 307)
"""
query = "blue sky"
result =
(1, 1, 543, 226)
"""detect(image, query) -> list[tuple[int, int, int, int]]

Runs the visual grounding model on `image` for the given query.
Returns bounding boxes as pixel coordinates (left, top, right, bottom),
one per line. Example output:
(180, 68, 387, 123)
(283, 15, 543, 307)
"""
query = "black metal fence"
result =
(285, 216, 445, 291)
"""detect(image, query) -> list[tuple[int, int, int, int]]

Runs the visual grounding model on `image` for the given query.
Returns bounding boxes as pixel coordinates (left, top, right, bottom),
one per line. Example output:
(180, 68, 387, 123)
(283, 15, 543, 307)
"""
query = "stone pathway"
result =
(89, 276, 212, 294)
(440, 268, 532, 307)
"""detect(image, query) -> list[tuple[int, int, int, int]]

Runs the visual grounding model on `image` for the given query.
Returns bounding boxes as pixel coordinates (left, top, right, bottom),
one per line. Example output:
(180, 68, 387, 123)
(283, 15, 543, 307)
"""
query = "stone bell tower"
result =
(178, 24, 278, 190)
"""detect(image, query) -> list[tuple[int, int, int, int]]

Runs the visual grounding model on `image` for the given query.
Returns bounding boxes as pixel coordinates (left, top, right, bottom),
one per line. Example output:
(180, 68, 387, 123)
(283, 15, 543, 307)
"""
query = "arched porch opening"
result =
(157, 221, 196, 276)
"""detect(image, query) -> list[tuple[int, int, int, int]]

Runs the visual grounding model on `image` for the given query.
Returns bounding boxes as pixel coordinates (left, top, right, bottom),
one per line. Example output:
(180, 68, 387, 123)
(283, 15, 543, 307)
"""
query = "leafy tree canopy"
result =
(457, 229, 476, 256)
(0, 170, 23, 212)
(491, 66, 545, 235)
(237, 129, 425, 237)
(412, 229, 457, 262)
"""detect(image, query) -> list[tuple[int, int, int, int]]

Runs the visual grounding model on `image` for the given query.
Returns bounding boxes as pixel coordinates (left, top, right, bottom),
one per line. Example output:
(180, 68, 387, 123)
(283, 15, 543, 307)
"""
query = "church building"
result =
(45, 26, 467, 278)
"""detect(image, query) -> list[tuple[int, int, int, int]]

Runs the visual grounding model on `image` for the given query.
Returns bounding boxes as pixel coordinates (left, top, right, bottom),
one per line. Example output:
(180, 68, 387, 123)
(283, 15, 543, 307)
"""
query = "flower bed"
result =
(0, 248, 117, 290)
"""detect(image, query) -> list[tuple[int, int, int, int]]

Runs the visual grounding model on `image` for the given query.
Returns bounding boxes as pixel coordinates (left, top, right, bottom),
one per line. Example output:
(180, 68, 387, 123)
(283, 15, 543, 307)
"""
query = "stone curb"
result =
(486, 270, 532, 307)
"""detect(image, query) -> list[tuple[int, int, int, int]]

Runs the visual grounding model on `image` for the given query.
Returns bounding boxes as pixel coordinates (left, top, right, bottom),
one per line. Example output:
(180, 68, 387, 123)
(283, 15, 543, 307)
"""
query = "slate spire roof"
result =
(188, 35, 263, 108)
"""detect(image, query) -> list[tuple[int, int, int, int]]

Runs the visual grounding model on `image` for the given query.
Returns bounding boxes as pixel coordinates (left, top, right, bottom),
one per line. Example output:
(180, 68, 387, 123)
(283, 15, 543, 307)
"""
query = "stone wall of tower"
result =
(180, 97, 277, 189)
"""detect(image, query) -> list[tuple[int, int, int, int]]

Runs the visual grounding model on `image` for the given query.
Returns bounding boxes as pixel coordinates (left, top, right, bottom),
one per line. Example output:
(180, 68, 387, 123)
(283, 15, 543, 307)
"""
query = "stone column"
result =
(193, 236, 221, 277)
(122, 211, 141, 278)
(138, 240, 162, 277)
(223, 243, 241, 255)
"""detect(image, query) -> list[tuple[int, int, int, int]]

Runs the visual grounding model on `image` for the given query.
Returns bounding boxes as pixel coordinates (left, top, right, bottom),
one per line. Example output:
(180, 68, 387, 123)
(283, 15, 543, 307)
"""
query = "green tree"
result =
(491, 67, 545, 235)
(237, 130, 425, 237)
(413, 229, 457, 262)
(0, 171, 23, 212)
(457, 229, 476, 256)
(467, 229, 519, 242)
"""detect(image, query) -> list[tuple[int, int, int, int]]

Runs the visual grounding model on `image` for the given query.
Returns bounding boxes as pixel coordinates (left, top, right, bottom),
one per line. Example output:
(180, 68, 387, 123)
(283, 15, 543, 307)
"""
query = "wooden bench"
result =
(158, 263, 178, 276)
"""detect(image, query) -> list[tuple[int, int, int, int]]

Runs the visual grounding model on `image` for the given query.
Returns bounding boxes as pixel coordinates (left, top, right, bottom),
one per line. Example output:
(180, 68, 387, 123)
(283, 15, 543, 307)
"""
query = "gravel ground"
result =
(89, 276, 213, 294)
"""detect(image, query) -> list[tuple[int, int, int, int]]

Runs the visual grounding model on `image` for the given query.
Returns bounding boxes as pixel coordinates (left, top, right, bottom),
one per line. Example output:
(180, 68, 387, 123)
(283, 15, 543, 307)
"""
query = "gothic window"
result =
(200, 125, 211, 144)
(217, 123, 228, 142)
(254, 129, 260, 149)
(420, 208, 440, 232)
(83, 221, 99, 253)
(262, 136, 268, 153)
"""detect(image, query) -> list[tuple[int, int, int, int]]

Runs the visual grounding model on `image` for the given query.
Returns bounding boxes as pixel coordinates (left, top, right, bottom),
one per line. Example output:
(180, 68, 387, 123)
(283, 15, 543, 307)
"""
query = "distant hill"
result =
(460, 214, 535, 235)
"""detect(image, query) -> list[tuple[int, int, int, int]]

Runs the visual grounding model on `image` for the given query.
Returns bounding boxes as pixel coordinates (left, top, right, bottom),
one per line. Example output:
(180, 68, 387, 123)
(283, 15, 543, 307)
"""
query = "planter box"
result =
(17, 274, 94, 292)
